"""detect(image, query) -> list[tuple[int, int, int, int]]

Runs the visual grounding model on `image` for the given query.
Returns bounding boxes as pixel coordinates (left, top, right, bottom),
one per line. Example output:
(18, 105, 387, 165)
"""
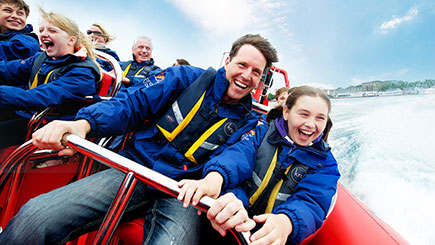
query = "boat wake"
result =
(329, 94, 435, 244)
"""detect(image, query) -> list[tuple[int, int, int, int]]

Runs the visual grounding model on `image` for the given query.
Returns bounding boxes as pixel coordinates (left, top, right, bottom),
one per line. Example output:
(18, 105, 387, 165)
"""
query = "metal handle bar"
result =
(64, 134, 250, 244)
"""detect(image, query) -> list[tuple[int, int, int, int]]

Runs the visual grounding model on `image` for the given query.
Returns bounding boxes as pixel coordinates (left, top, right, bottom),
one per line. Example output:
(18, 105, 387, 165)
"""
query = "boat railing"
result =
(0, 135, 250, 244)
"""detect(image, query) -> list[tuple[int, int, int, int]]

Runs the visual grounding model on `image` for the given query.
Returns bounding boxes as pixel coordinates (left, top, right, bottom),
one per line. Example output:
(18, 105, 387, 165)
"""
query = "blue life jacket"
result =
(247, 120, 329, 215)
(121, 59, 159, 79)
(156, 68, 249, 165)
(28, 52, 100, 89)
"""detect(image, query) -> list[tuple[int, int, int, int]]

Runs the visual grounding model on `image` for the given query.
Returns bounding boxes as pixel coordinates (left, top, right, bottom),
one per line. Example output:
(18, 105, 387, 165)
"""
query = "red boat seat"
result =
(0, 51, 123, 228)
(113, 217, 145, 244)
(98, 72, 114, 97)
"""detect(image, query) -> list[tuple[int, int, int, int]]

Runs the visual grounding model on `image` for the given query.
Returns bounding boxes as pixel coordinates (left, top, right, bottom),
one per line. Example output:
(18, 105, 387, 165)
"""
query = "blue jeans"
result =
(0, 168, 201, 244)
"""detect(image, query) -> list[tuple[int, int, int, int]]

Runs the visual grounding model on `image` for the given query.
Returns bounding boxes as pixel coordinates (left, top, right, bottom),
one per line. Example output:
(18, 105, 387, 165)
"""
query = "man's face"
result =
(132, 38, 152, 63)
(0, 3, 26, 33)
(223, 44, 266, 103)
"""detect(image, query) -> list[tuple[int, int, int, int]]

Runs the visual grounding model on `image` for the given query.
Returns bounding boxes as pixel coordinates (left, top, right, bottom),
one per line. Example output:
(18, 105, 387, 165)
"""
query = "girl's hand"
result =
(177, 171, 223, 208)
(250, 213, 293, 245)
(207, 193, 255, 236)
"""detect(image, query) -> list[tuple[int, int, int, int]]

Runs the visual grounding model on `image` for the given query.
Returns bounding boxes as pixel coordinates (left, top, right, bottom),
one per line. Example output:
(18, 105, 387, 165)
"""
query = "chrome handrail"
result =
(64, 134, 250, 244)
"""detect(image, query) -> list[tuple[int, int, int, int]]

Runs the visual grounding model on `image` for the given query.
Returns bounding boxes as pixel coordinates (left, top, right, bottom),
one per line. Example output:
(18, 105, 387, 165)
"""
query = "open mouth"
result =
(42, 41, 54, 50)
(138, 54, 149, 60)
(234, 80, 248, 89)
(7, 20, 22, 25)
(299, 129, 314, 137)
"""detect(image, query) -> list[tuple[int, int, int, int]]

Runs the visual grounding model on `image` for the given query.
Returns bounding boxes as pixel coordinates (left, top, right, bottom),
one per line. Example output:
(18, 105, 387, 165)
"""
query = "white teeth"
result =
(234, 81, 247, 89)
(300, 130, 313, 136)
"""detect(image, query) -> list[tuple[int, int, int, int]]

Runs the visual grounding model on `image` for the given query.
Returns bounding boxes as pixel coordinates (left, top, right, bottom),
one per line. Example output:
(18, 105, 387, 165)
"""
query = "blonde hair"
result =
(40, 9, 103, 82)
(91, 23, 115, 43)
(40, 8, 97, 63)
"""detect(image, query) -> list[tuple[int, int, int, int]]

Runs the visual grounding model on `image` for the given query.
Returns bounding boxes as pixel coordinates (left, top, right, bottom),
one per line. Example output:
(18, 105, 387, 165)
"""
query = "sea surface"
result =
(328, 94, 435, 244)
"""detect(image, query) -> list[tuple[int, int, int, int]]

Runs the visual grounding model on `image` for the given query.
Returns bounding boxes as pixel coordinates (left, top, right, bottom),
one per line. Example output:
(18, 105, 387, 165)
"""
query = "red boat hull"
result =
(302, 183, 408, 244)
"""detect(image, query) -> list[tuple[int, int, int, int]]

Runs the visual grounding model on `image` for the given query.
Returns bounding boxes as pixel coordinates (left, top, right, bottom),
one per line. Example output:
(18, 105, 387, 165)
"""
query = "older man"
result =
(120, 36, 161, 87)
(0, 34, 278, 244)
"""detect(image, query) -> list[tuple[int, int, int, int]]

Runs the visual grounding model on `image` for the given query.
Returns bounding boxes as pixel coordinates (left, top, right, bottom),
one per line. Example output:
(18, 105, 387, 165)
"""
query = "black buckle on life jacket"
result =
(276, 166, 290, 182)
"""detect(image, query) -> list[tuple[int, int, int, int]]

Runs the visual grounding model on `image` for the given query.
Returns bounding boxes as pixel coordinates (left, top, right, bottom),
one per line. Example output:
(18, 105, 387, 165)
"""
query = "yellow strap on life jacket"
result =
(264, 164, 292, 213)
(156, 91, 206, 142)
(122, 63, 145, 77)
(134, 67, 145, 76)
(184, 118, 228, 165)
(249, 148, 279, 208)
(122, 63, 132, 77)
(30, 69, 56, 89)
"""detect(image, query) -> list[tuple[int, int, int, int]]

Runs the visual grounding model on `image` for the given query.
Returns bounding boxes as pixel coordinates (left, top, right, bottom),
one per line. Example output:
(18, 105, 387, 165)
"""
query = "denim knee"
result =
(143, 197, 202, 244)
(0, 197, 54, 244)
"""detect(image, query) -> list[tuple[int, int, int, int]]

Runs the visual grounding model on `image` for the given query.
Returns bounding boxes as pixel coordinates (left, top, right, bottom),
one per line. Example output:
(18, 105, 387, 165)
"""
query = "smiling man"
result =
(0, 34, 278, 244)
(119, 36, 161, 86)
(0, 0, 39, 61)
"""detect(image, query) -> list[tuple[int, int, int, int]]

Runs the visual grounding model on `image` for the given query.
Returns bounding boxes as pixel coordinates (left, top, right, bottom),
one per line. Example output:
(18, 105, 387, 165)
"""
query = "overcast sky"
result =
(25, 0, 435, 89)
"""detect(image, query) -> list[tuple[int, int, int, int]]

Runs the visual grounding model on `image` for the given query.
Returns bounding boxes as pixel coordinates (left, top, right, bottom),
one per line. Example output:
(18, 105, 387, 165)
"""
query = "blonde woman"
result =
(0, 9, 101, 148)
(87, 23, 120, 71)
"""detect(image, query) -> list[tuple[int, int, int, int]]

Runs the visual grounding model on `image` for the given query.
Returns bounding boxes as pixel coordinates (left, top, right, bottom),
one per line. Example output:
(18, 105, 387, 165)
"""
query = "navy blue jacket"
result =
(203, 121, 340, 244)
(0, 24, 40, 61)
(120, 57, 161, 87)
(75, 65, 258, 179)
(0, 52, 100, 110)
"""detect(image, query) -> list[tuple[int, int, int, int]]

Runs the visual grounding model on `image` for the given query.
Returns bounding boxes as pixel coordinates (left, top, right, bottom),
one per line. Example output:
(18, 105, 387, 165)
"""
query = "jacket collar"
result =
(43, 52, 86, 65)
(0, 24, 33, 38)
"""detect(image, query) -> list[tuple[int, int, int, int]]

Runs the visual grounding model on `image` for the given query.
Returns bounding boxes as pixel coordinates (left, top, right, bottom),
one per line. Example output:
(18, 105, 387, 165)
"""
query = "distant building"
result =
(361, 81, 383, 91)
(378, 89, 404, 96)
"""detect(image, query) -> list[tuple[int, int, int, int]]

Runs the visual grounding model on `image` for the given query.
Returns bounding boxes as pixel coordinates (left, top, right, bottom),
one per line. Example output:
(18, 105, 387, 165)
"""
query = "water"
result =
(328, 94, 435, 244)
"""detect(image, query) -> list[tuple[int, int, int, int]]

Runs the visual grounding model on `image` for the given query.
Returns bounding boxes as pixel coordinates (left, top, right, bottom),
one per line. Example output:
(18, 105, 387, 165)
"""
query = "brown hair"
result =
(275, 87, 290, 100)
(228, 34, 278, 70)
(175, 58, 190, 66)
(0, 0, 29, 17)
(285, 86, 331, 113)
(266, 85, 333, 141)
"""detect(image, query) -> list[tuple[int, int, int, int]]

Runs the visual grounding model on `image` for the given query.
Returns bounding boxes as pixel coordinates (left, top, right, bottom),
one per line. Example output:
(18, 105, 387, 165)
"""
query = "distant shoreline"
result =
(332, 87, 435, 99)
